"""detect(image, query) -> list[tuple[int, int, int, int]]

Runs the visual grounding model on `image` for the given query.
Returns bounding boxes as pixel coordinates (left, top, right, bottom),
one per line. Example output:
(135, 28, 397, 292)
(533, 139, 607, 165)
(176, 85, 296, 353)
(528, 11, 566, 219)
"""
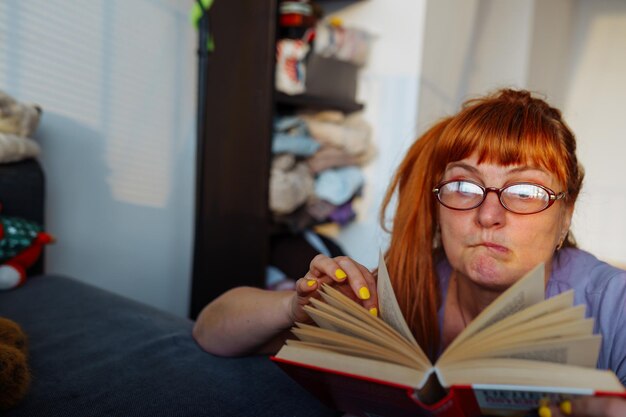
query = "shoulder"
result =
(549, 248, 626, 382)
(547, 247, 626, 299)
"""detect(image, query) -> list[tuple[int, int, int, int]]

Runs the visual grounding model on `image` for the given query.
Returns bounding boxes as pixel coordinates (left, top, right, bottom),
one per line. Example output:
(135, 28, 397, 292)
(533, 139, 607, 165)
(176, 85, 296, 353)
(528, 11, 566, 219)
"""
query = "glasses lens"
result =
(438, 181, 484, 209)
(501, 184, 550, 213)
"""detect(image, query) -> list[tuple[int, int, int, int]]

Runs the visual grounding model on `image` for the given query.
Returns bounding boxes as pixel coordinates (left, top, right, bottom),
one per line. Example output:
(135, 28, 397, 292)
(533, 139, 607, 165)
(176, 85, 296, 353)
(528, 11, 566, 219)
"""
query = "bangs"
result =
(432, 101, 569, 186)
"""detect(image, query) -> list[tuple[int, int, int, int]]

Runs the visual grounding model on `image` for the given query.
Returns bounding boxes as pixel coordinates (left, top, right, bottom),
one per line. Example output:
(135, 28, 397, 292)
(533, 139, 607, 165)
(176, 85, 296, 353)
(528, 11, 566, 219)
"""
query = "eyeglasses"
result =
(432, 180, 567, 215)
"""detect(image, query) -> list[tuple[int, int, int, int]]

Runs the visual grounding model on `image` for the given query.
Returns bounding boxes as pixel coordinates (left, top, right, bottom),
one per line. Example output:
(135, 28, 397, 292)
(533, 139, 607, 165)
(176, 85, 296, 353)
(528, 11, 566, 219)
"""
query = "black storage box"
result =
(305, 54, 359, 102)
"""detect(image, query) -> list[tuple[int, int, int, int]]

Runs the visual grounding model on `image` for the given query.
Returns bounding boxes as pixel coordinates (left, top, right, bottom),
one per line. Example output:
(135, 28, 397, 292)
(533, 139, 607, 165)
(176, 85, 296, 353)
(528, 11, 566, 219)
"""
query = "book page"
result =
(480, 335, 601, 367)
(467, 317, 593, 351)
(454, 293, 578, 348)
(447, 318, 594, 361)
(444, 334, 601, 368)
(441, 305, 589, 362)
(441, 263, 546, 357)
(275, 343, 429, 389)
(310, 283, 431, 367)
(376, 251, 419, 346)
(302, 304, 427, 368)
(438, 358, 625, 392)
(286, 338, 419, 368)
(310, 293, 421, 355)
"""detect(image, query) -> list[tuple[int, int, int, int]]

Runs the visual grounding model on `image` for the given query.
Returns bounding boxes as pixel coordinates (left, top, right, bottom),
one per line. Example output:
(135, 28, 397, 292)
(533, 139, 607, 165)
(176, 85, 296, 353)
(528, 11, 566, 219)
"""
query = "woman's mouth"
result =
(479, 242, 509, 253)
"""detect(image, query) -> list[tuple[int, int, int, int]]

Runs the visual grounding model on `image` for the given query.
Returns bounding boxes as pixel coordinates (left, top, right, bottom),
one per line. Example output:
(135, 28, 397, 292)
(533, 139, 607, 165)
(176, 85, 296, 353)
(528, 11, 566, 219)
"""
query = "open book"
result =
(272, 254, 626, 417)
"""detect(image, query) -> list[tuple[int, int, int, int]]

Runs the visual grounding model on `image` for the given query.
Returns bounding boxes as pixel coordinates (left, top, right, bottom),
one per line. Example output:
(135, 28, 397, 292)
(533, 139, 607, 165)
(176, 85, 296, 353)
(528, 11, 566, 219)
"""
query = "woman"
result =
(193, 89, 626, 417)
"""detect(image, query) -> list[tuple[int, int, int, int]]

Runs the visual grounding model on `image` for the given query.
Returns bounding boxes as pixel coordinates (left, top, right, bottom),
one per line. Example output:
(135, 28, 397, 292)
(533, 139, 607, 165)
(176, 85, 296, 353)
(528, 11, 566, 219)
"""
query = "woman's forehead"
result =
(444, 156, 556, 180)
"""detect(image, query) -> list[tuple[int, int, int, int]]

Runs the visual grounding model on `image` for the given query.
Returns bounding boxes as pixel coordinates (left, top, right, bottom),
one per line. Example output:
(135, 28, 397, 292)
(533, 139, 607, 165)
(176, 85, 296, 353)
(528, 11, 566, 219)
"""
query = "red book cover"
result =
(272, 356, 480, 417)
(272, 356, 626, 417)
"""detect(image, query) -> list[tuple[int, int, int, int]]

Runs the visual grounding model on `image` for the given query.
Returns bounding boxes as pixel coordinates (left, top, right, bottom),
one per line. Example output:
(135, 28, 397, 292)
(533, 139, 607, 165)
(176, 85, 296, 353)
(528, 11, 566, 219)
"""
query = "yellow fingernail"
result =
(538, 405, 551, 417)
(369, 307, 378, 317)
(560, 400, 572, 415)
(307, 279, 316, 287)
(335, 269, 347, 280)
(359, 287, 370, 300)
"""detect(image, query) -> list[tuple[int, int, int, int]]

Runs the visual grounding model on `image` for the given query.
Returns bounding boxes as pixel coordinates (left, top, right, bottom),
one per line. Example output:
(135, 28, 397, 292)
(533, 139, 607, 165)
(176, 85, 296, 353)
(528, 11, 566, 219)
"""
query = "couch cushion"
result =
(0, 275, 340, 417)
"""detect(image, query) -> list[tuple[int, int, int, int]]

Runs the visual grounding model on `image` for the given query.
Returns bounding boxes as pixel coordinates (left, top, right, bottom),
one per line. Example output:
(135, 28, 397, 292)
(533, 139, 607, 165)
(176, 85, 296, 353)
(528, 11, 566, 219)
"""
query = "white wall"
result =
(0, 0, 197, 316)
(418, 0, 536, 131)
(564, 0, 626, 266)
(321, 0, 427, 269)
(333, 0, 626, 269)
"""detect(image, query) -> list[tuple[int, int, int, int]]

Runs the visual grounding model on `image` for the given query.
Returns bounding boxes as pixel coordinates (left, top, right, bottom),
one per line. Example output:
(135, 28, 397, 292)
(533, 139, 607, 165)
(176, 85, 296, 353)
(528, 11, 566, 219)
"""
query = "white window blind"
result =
(0, 0, 196, 207)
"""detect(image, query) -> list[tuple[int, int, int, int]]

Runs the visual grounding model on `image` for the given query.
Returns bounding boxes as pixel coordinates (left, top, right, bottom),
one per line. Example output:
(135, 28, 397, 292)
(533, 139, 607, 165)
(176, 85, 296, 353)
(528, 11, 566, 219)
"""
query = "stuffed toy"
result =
(0, 210, 54, 290)
(0, 316, 30, 410)
(0, 90, 42, 163)
(0, 90, 41, 138)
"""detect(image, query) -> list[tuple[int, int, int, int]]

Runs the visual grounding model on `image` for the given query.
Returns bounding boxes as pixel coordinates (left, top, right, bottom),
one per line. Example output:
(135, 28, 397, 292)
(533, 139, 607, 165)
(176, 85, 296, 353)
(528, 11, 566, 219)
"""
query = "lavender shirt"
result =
(436, 248, 626, 384)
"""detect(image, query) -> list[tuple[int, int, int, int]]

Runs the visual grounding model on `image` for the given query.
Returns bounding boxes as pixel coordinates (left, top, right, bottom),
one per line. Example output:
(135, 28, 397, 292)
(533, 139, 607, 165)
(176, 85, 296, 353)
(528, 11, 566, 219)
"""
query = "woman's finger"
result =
(295, 275, 319, 295)
(547, 397, 626, 417)
(307, 254, 379, 316)
(309, 254, 350, 283)
(354, 262, 379, 317)
(290, 276, 323, 323)
(571, 396, 626, 417)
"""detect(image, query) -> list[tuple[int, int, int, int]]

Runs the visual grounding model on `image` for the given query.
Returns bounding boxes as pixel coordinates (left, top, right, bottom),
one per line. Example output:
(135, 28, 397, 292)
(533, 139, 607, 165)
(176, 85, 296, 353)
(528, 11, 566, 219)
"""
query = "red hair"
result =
(380, 89, 584, 358)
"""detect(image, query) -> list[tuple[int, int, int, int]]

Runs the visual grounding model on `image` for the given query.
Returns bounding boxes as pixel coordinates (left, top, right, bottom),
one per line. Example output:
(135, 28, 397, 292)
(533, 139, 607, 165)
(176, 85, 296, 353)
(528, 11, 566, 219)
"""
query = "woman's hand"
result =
(545, 397, 626, 417)
(288, 254, 378, 324)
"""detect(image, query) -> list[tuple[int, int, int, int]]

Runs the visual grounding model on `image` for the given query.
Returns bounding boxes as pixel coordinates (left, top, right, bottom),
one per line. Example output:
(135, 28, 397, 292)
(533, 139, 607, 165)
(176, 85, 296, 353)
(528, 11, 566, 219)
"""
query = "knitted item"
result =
(0, 216, 43, 263)
(0, 215, 54, 290)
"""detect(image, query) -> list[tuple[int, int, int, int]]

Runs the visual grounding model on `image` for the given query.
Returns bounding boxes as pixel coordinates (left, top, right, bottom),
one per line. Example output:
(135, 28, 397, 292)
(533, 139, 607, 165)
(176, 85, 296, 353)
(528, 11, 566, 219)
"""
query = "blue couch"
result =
(0, 159, 339, 417)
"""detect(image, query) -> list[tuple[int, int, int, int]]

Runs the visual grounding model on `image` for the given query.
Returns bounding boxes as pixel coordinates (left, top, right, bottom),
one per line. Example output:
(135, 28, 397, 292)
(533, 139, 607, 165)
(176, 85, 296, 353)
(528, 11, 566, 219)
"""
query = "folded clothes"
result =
(301, 113, 371, 156)
(272, 133, 321, 157)
(274, 115, 307, 133)
(273, 115, 321, 156)
(273, 203, 318, 233)
(306, 197, 337, 222)
(307, 144, 376, 173)
(269, 154, 315, 214)
(314, 166, 363, 206)
(328, 200, 356, 226)
(297, 110, 345, 123)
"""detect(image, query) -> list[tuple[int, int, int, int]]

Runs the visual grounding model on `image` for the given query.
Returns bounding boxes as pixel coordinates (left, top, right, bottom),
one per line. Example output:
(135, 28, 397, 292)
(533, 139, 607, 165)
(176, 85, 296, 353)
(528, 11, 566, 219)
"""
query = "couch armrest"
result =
(0, 158, 45, 224)
(0, 158, 45, 275)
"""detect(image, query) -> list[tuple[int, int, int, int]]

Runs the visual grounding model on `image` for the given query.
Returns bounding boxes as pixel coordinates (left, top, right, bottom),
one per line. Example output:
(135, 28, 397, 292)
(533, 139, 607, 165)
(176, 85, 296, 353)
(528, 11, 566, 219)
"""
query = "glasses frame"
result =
(432, 179, 567, 215)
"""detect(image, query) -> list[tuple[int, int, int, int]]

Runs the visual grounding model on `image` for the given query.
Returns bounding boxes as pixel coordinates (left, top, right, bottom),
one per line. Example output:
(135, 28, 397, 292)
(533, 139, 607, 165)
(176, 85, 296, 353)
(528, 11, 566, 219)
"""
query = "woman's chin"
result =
(467, 256, 518, 291)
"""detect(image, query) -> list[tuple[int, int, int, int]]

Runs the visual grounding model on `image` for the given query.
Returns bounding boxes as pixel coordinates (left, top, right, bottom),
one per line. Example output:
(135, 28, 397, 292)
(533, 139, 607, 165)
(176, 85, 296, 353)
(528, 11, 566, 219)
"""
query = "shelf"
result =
(275, 92, 364, 113)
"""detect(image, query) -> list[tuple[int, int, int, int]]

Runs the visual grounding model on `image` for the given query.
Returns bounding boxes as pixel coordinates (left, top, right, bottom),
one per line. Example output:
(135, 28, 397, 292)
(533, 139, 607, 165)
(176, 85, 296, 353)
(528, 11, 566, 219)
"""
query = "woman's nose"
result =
(476, 191, 506, 227)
